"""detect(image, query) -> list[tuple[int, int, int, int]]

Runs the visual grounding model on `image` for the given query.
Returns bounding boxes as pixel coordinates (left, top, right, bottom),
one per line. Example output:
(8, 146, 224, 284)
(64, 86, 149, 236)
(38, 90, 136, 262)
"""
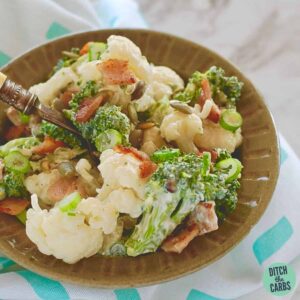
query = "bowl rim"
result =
(0, 28, 280, 288)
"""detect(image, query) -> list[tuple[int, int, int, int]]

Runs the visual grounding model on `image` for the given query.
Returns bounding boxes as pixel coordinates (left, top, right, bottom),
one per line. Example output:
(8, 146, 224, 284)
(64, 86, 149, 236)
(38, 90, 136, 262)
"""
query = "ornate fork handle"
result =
(0, 74, 38, 114)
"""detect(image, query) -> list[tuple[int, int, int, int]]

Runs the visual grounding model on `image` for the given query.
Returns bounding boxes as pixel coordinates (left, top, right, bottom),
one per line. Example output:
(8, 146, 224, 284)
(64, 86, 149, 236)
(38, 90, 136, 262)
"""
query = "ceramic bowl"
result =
(0, 29, 279, 287)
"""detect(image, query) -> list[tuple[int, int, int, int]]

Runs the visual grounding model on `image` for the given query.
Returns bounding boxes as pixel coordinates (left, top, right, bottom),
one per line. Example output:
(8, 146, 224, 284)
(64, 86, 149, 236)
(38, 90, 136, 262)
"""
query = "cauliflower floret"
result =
(29, 67, 78, 106)
(76, 60, 102, 83)
(101, 35, 152, 82)
(77, 197, 118, 234)
(152, 66, 184, 91)
(98, 149, 146, 199)
(194, 120, 242, 153)
(24, 170, 61, 205)
(160, 110, 203, 153)
(26, 195, 103, 264)
(76, 149, 146, 235)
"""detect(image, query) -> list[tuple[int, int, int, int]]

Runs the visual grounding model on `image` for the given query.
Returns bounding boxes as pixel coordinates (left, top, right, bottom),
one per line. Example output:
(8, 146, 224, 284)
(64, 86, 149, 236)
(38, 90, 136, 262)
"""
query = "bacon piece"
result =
(0, 198, 29, 216)
(59, 87, 80, 106)
(139, 160, 157, 178)
(75, 95, 104, 123)
(98, 59, 136, 85)
(199, 79, 221, 123)
(4, 125, 27, 141)
(114, 145, 149, 161)
(47, 177, 77, 203)
(114, 145, 157, 178)
(161, 201, 218, 253)
(32, 136, 65, 155)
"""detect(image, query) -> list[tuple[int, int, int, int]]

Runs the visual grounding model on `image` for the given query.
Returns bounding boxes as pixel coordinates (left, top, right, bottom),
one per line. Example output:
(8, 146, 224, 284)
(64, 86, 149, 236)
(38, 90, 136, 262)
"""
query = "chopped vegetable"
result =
(174, 66, 243, 108)
(3, 172, 28, 198)
(88, 42, 107, 61)
(4, 151, 30, 173)
(151, 148, 181, 163)
(216, 158, 242, 183)
(66, 102, 131, 152)
(59, 191, 82, 213)
(68, 80, 99, 111)
(220, 109, 243, 132)
(0, 137, 39, 157)
(0, 198, 29, 215)
(40, 121, 83, 148)
(32, 136, 65, 155)
(16, 209, 27, 224)
(94, 129, 123, 152)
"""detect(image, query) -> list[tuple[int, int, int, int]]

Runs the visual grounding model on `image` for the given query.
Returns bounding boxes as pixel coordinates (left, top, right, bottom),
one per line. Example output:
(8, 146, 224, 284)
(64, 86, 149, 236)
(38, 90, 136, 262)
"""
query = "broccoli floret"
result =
(206, 66, 243, 107)
(125, 151, 240, 256)
(3, 171, 28, 198)
(66, 104, 131, 151)
(40, 121, 82, 148)
(0, 137, 40, 157)
(69, 80, 99, 110)
(174, 66, 243, 107)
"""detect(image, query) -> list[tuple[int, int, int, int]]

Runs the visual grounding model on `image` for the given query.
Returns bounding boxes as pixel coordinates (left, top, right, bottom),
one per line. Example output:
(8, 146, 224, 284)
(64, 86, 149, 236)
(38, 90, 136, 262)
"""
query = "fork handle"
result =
(0, 72, 38, 114)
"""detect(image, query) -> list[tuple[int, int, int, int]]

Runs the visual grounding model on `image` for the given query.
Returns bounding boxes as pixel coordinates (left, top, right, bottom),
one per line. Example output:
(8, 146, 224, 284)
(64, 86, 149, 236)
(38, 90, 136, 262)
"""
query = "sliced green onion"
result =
(59, 191, 82, 213)
(16, 209, 27, 225)
(88, 42, 107, 61)
(220, 109, 243, 132)
(20, 113, 30, 124)
(4, 151, 30, 173)
(216, 158, 242, 182)
(201, 152, 211, 177)
(151, 148, 181, 163)
(95, 129, 123, 152)
(110, 243, 126, 256)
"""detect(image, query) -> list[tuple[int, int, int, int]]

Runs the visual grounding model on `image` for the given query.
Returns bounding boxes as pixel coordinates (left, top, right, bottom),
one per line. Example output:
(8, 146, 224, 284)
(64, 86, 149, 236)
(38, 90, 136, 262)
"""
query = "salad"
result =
(0, 36, 244, 263)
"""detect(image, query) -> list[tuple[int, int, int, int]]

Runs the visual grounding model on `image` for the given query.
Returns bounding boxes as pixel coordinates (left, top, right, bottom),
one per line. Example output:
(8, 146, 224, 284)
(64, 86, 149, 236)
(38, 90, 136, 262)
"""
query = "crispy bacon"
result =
(75, 95, 104, 123)
(4, 125, 27, 141)
(139, 160, 157, 179)
(47, 177, 78, 203)
(114, 145, 149, 161)
(0, 198, 29, 216)
(114, 145, 157, 178)
(98, 59, 136, 85)
(161, 201, 218, 253)
(32, 136, 65, 155)
(199, 79, 221, 123)
(59, 87, 80, 106)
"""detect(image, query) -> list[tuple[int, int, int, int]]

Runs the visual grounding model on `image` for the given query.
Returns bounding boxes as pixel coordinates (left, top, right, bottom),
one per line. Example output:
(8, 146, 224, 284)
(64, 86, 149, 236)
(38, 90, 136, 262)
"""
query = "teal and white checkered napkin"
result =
(0, 1, 299, 299)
